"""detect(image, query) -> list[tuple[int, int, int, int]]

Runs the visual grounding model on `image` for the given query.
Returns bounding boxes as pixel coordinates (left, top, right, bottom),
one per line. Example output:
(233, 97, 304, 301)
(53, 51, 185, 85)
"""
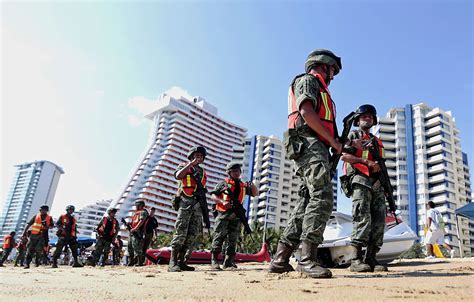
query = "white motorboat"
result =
(306, 212, 418, 267)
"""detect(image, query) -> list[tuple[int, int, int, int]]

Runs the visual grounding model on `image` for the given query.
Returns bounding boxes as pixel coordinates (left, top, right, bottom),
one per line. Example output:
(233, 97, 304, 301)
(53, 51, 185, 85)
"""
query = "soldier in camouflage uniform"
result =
(52, 205, 83, 268)
(341, 104, 388, 272)
(22, 205, 54, 269)
(128, 199, 149, 266)
(270, 49, 364, 278)
(91, 208, 119, 266)
(210, 162, 258, 270)
(168, 146, 207, 272)
(14, 233, 28, 266)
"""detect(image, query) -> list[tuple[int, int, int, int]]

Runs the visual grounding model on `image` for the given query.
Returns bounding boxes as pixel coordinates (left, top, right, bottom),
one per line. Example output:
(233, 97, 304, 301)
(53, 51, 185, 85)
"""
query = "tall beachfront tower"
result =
(0, 160, 64, 244)
(110, 87, 246, 240)
(374, 103, 472, 256)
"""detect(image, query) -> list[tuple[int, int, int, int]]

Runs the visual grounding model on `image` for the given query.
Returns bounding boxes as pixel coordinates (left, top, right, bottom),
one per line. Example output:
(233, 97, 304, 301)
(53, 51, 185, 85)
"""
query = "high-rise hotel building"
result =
(0, 160, 64, 244)
(110, 88, 246, 240)
(374, 103, 472, 256)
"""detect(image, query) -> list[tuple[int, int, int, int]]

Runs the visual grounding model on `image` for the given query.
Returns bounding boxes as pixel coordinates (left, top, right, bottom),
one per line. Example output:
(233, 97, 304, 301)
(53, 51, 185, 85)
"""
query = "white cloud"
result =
(128, 96, 156, 115)
(127, 114, 144, 127)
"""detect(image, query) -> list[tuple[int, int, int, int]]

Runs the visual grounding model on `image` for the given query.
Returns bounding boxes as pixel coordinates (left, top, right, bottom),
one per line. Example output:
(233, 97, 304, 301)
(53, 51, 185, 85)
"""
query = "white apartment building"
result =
(374, 103, 472, 256)
(0, 160, 64, 244)
(76, 199, 112, 238)
(235, 135, 338, 230)
(110, 87, 247, 240)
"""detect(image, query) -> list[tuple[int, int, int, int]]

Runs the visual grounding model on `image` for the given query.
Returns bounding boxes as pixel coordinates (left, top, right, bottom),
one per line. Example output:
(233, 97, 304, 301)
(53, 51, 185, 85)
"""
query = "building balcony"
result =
(427, 163, 444, 174)
(424, 116, 443, 127)
(427, 154, 444, 165)
(429, 184, 447, 194)
(429, 173, 446, 184)
(425, 135, 443, 146)
(426, 144, 444, 155)
(425, 125, 442, 137)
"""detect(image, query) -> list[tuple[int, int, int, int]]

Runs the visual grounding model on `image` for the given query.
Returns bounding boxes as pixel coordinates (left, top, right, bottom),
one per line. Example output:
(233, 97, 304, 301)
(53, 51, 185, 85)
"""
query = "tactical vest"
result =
(287, 73, 337, 146)
(59, 214, 77, 237)
(215, 178, 246, 213)
(3, 235, 13, 249)
(97, 217, 118, 237)
(131, 209, 144, 229)
(345, 132, 385, 177)
(31, 213, 52, 235)
(180, 167, 207, 197)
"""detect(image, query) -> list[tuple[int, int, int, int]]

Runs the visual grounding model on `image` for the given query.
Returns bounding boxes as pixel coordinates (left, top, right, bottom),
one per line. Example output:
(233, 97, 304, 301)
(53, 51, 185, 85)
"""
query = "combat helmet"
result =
(187, 146, 207, 160)
(354, 104, 378, 126)
(305, 49, 342, 75)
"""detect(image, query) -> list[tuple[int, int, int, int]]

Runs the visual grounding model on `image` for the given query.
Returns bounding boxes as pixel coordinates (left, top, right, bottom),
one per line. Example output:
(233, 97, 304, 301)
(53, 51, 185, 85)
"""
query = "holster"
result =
(283, 128, 304, 160)
(172, 196, 182, 211)
(339, 174, 353, 197)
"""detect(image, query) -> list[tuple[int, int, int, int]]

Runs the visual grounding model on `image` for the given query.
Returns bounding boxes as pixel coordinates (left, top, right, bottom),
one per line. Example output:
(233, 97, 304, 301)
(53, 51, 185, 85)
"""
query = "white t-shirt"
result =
(427, 208, 442, 231)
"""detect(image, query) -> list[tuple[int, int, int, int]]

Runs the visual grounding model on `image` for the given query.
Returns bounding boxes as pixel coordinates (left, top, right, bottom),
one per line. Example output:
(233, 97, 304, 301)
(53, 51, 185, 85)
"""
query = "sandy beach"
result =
(1, 258, 473, 301)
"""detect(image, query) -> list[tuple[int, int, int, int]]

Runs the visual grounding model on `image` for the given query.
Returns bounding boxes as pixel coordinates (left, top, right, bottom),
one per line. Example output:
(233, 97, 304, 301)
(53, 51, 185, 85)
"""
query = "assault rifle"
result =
(188, 169, 211, 229)
(366, 136, 399, 224)
(329, 111, 356, 178)
(121, 218, 141, 238)
(225, 185, 252, 235)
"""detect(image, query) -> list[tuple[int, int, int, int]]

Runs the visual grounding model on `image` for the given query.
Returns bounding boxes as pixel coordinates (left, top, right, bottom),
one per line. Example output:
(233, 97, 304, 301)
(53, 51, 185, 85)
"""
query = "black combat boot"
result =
(168, 248, 181, 272)
(135, 256, 145, 267)
(349, 245, 371, 272)
(365, 245, 388, 272)
(72, 257, 83, 268)
(222, 254, 237, 270)
(296, 241, 332, 278)
(178, 251, 195, 271)
(269, 242, 295, 274)
(24, 257, 31, 269)
(210, 251, 221, 270)
(51, 258, 58, 268)
(127, 256, 137, 266)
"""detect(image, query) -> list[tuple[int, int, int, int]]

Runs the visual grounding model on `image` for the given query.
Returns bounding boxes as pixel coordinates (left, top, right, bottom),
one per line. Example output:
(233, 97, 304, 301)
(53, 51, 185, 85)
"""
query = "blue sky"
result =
(1, 1, 472, 216)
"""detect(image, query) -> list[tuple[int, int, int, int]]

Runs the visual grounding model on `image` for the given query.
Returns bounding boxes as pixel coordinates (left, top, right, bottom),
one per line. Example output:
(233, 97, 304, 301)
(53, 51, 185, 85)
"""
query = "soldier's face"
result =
(229, 169, 241, 179)
(194, 153, 204, 163)
(359, 114, 374, 129)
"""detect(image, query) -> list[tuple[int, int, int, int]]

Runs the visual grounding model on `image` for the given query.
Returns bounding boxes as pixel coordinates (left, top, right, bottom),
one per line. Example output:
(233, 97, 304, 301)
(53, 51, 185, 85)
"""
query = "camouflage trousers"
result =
(53, 236, 79, 259)
(350, 183, 386, 248)
(15, 249, 26, 265)
(26, 234, 47, 263)
(130, 233, 145, 258)
(112, 248, 122, 265)
(211, 212, 241, 256)
(280, 160, 334, 247)
(0, 248, 12, 263)
(143, 233, 153, 254)
(93, 237, 112, 264)
(170, 196, 203, 253)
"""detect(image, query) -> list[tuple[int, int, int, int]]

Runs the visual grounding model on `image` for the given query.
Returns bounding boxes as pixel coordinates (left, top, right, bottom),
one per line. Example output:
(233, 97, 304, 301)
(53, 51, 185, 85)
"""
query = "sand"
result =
(1, 258, 473, 301)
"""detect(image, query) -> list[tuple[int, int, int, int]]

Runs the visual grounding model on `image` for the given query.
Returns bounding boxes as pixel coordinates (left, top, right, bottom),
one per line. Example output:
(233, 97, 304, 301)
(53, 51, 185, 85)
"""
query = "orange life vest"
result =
(215, 178, 247, 213)
(131, 210, 144, 229)
(180, 167, 207, 197)
(3, 235, 14, 249)
(97, 217, 118, 237)
(59, 214, 77, 237)
(347, 132, 385, 177)
(287, 73, 336, 146)
(31, 213, 52, 235)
